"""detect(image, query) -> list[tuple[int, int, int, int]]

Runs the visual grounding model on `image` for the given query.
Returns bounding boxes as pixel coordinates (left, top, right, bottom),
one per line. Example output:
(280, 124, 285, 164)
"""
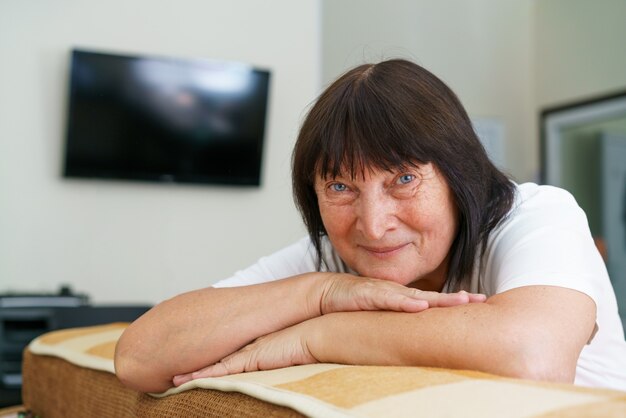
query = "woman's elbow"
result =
(497, 339, 578, 384)
(511, 358, 576, 384)
(113, 344, 139, 389)
(114, 332, 173, 393)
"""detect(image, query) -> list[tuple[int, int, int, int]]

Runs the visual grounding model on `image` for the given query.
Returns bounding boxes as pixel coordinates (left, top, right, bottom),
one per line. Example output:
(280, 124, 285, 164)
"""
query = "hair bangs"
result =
(316, 84, 426, 180)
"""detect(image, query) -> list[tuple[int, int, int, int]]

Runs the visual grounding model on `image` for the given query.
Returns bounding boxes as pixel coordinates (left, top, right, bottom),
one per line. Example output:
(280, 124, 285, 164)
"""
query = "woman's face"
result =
(314, 163, 458, 291)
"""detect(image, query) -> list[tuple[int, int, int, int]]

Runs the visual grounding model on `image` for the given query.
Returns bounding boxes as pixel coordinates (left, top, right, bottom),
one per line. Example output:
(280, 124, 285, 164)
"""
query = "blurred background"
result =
(0, 0, 625, 307)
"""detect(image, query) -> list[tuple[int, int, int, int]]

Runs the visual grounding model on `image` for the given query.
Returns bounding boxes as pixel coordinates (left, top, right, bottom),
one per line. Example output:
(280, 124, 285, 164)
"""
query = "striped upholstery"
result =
(26, 323, 626, 417)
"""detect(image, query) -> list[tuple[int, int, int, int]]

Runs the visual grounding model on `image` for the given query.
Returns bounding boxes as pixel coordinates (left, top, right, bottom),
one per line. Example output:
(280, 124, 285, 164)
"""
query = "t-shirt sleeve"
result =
(212, 237, 319, 288)
(485, 185, 605, 305)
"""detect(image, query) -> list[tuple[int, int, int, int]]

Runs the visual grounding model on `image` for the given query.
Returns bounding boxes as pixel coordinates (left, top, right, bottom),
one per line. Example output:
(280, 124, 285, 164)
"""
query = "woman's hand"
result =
(116, 271, 485, 393)
(172, 321, 318, 386)
(171, 279, 487, 386)
(319, 273, 486, 314)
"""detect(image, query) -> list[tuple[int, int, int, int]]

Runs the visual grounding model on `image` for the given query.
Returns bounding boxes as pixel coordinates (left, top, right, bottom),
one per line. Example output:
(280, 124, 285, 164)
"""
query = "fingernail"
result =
(173, 375, 186, 386)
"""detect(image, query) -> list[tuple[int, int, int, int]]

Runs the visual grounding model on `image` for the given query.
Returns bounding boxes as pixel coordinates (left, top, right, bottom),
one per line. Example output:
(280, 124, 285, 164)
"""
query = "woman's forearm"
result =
(308, 286, 595, 382)
(114, 273, 328, 392)
(115, 273, 482, 392)
(309, 307, 507, 372)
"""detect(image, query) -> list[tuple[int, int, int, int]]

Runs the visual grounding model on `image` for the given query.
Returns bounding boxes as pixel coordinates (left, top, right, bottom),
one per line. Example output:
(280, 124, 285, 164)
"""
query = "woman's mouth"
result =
(359, 243, 409, 258)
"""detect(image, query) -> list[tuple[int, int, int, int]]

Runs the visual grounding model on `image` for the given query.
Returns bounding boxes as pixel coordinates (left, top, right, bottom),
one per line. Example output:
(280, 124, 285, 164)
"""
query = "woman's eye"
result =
(397, 174, 415, 185)
(331, 183, 348, 192)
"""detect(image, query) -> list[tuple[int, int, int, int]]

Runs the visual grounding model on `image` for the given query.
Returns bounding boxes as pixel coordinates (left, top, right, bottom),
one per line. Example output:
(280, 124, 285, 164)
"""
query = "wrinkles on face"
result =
(314, 163, 458, 290)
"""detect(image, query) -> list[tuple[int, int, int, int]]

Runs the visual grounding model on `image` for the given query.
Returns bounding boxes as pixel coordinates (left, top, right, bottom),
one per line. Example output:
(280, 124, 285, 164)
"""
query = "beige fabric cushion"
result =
(24, 323, 626, 417)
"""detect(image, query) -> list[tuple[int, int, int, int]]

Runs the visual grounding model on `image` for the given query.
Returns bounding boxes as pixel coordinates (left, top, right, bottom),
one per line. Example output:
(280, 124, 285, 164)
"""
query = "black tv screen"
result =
(63, 49, 270, 186)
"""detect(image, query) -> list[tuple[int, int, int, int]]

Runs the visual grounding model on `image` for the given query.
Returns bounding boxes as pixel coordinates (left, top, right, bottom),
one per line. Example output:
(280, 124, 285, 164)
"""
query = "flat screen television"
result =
(63, 49, 270, 186)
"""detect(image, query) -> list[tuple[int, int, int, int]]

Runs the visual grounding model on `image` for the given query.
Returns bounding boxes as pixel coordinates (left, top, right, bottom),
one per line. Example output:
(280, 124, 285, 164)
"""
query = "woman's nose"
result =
(355, 194, 397, 240)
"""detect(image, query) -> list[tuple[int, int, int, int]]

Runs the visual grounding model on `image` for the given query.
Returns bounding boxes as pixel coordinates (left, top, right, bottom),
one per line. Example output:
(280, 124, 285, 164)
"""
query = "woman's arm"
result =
(181, 285, 596, 384)
(115, 273, 324, 392)
(114, 272, 484, 392)
(312, 285, 596, 381)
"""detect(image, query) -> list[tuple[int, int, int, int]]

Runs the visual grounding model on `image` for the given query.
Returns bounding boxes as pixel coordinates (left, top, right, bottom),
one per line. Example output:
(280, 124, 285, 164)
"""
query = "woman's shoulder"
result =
(507, 182, 586, 228)
(513, 182, 579, 208)
(212, 236, 352, 288)
(482, 182, 591, 255)
(212, 237, 317, 288)
(478, 182, 601, 293)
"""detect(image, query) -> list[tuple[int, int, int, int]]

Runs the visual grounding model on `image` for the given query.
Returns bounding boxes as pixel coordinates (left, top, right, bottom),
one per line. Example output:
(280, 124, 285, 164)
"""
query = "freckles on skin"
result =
(315, 164, 459, 290)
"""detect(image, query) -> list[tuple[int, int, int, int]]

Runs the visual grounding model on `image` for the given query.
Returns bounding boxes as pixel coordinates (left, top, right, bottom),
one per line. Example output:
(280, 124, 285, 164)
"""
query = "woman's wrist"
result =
(300, 314, 331, 363)
(299, 272, 338, 318)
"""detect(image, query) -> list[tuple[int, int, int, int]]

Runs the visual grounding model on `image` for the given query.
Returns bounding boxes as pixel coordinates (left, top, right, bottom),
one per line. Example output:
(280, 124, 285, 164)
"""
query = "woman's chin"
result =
(355, 267, 444, 291)
(357, 267, 419, 287)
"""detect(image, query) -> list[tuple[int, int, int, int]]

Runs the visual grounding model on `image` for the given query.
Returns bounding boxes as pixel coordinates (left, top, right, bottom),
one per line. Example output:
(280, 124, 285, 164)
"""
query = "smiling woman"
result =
(114, 59, 626, 394)
(314, 164, 458, 291)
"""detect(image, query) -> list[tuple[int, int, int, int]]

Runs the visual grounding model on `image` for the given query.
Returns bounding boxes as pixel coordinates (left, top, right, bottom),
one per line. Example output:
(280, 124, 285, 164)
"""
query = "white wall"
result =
(534, 0, 626, 107)
(0, 0, 319, 304)
(3, 0, 623, 306)
(321, 0, 626, 183)
(322, 0, 535, 182)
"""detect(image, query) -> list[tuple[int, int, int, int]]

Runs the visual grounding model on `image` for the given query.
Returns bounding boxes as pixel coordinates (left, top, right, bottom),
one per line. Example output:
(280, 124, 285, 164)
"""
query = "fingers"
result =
(172, 358, 236, 386)
(466, 291, 487, 303)
(173, 322, 319, 387)
(321, 275, 435, 314)
(398, 296, 430, 312)
(321, 274, 487, 314)
(423, 290, 486, 307)
(369, 287, 486, 311)
(371, 289, 429, 312)
(172, 372, 193, 386)
(191, 360, 234, 379)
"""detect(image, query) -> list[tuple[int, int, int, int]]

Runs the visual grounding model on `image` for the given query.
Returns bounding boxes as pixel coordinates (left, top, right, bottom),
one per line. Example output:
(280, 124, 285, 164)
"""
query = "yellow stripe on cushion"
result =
(438, 367, 505, 380)
(29, 325, 127, 374)
(276, 366, 467, 409)
(351, 379, 609, 418)
(535, 396, 626, 418)
(86, 340, 118, 360)
(37, 323, 128, 345)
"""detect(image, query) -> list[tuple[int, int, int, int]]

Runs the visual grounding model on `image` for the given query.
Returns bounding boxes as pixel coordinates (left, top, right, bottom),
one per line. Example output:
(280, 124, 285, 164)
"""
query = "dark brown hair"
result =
(292, 59, 515, 288)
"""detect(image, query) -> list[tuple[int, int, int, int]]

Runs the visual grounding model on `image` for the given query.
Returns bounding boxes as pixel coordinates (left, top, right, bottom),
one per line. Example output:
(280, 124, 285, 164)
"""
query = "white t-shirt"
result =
(214, 183, 626, 391)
